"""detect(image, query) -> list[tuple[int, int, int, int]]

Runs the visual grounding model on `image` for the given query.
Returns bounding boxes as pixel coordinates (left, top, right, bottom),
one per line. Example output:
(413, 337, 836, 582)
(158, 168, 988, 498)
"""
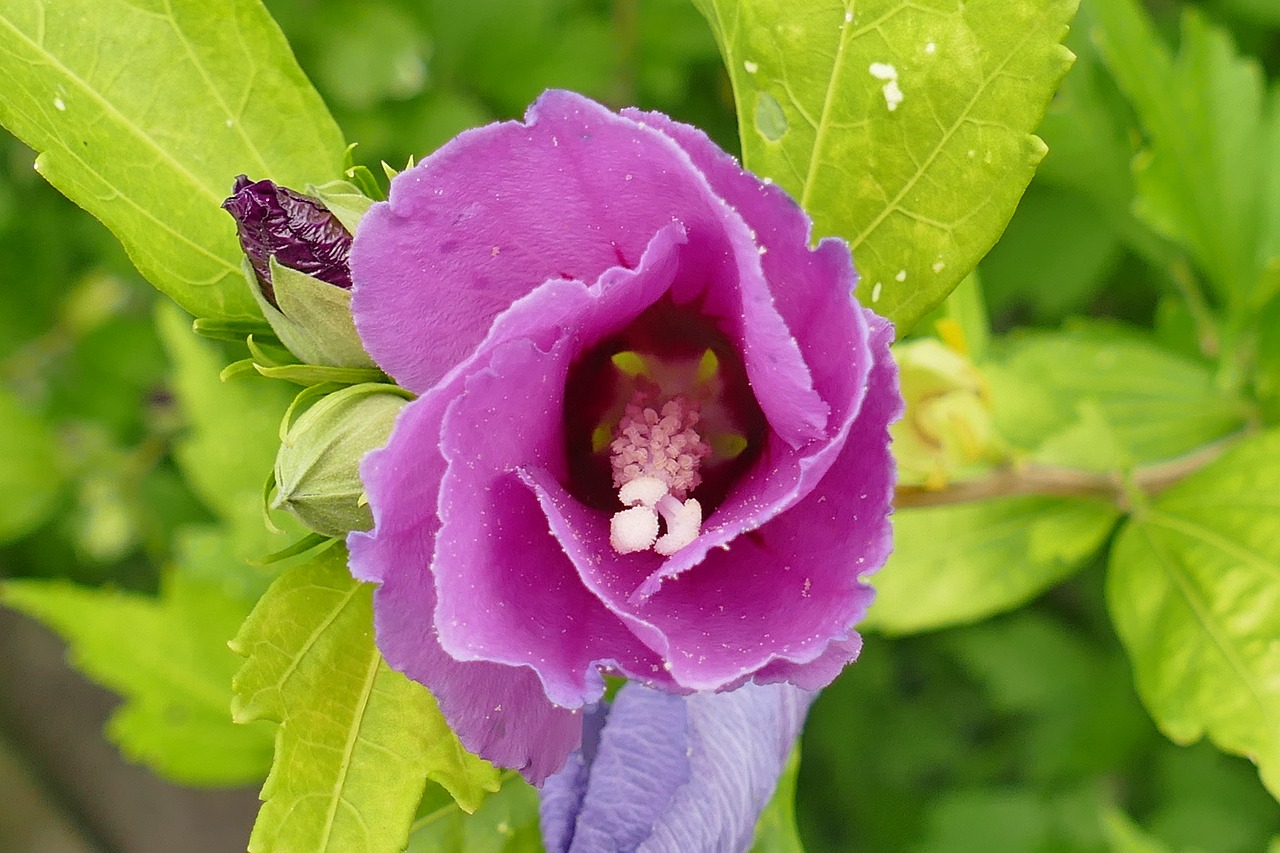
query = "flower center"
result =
(608, 390, 710, 556)
(560, 299, 769, 549)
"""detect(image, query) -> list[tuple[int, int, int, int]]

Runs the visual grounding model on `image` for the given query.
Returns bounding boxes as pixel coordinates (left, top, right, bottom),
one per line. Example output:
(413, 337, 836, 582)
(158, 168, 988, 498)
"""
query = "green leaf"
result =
(866, 496, 1118, 634)
(0, 0, 345, 321)
(691, 0, 1078, 331)
(1034, 9, 1135, 212)
(155, 300, 300, 558)
(979, 184, 1124, 323)
(986, 324, 1252, 469)
(254, 362, 387, 387)
(749, 747, 803, 853)
(1108, 429, 1280, 799)
(1100, 807, 1172, 853)
(0, 388, 63, 544)
(231, 545, 501, 853)
(1091, 0, 1271, 308)
(916, 787, 1052, 851)
(1, 526, 275, 785)
(406, 772, 542, 853)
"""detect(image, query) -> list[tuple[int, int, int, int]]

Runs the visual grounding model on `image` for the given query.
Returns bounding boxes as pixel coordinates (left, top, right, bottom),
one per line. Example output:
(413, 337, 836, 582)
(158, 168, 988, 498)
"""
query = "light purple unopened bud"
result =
(222, 175, 353, 308)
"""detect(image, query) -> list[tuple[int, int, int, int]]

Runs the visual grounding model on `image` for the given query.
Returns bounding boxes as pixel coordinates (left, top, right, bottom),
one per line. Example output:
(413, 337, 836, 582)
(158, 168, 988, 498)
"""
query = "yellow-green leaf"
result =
(692, 0, 1078, 331)
(1108, 429, 1280, 799)
(0, 0, 345, 320)
(231, 545, 501, 853)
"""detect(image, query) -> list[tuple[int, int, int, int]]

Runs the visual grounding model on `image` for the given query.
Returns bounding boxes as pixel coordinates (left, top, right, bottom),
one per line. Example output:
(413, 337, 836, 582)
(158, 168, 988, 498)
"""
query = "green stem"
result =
(894, 432, 1245, 512)
(1167, 257, 1219, 359)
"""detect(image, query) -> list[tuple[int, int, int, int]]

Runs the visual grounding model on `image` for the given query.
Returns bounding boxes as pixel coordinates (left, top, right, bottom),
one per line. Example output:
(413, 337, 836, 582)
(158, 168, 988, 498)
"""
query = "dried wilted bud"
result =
(221, 175, 353, 308)
(221, 177, 375, 368)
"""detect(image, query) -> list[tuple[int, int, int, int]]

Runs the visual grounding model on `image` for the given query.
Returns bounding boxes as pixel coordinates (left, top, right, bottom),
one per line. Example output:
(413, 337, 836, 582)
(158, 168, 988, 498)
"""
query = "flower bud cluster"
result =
(891, 337, 997, 488)
(222, 178, 400, 538)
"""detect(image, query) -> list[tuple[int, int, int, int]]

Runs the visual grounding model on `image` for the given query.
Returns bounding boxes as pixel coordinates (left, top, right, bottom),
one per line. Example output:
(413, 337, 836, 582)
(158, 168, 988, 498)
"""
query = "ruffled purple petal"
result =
(369, 560, 583, 784)
(540, 682, 812, 853)
(622, 108, 870, 427)
(434, 336, 673, 707)
(350, 90, 827, 449)
(349, 378, 582, 783)
(521, 311, 897, 691)
(641, 310, 900, 688)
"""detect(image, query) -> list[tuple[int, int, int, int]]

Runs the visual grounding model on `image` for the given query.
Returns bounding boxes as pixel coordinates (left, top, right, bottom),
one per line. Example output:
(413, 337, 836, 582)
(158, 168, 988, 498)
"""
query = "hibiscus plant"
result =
(0, 0, 1278, 851)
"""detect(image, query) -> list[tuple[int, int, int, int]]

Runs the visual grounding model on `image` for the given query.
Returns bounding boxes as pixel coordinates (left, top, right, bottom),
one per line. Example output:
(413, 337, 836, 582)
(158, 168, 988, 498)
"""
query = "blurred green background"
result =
(0, 0, 1277, 850)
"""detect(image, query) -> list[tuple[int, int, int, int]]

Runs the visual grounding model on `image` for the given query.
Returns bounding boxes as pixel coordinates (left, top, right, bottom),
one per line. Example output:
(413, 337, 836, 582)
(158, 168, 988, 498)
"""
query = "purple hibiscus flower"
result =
(346, 90, 900, 783)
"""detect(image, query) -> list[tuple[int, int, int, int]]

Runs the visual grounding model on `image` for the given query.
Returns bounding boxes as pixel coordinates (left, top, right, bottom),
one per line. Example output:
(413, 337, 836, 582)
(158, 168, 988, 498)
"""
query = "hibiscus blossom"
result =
(346, 90, 901, 783)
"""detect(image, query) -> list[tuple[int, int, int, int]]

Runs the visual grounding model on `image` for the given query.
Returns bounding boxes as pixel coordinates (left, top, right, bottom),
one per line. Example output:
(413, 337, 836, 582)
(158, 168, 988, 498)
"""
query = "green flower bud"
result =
(273, 383, 409, 537)
(890, 338, 996, 489)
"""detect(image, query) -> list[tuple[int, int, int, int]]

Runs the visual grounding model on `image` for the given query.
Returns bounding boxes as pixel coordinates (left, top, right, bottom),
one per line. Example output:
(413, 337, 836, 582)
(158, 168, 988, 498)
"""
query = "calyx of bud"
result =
(273, 383, 409, 537)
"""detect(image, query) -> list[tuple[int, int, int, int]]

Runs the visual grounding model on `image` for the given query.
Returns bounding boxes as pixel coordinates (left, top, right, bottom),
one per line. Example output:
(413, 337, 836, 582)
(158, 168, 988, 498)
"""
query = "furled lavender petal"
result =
(540, 682, 812, 853)
(222, 175, 352, 306)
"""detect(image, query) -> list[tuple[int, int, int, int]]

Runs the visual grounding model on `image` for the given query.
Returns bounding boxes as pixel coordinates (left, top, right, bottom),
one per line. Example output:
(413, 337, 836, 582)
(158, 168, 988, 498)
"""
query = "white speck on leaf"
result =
(844, 10, 853, 23)
(932, 260, 946, 273)
(871, 282, 883, 302)
(868, 62, 897, 81)
(882, 80, 904, 111)
(868, 64, 903, 111)
(925, 42, 937, 54)
(744, 60, 759, 74)
(895, 269, 907, 282)
(53, 97, 65, 111)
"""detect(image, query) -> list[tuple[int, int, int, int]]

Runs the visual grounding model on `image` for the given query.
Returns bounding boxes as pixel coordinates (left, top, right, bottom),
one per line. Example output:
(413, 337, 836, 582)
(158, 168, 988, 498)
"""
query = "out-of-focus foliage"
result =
(3, 530, 275, 786)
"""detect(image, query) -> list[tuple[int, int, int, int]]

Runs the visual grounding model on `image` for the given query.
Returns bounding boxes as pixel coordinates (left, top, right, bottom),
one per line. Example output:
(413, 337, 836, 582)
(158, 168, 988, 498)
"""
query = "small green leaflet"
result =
(231, 544, 501, 853)
(1108, 429, 1280, 799)
(0, 0, 345, 321)
(866, 496, 1118, 634)
(2, 527, 275, 786)
(1090, 0, 1276, 310)
(691, 0, 1078, 332)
